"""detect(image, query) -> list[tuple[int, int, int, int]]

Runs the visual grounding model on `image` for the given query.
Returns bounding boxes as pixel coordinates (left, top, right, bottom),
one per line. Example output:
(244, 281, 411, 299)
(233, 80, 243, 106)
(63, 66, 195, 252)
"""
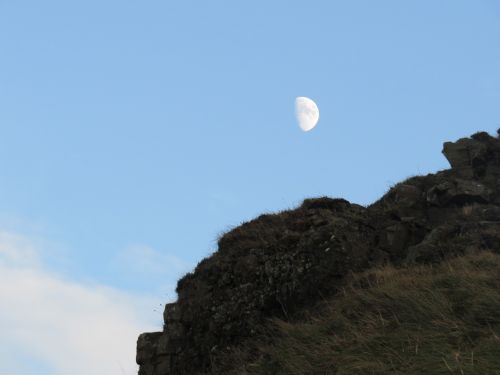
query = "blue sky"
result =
(1, 1, 500, 374)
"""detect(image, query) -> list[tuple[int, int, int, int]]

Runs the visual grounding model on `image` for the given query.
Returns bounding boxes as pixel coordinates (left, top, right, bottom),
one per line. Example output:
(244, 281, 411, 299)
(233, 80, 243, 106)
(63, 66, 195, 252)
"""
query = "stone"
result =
(442, 137, 490, 178)
(426, 179, 491, 206)
(392, 184, 423, 207)
(137, 332, 163, 364)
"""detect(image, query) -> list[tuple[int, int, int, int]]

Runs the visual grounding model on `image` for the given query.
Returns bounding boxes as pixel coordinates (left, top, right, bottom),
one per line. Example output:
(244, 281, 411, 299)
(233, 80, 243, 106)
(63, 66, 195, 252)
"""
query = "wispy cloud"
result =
(0, 231, 40, 266)
(0, 230, 160, 375)
(116, 243, 191, 278)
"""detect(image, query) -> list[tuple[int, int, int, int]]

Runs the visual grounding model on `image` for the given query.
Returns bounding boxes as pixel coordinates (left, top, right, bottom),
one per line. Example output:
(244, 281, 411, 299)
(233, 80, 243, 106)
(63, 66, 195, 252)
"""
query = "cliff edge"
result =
(137, 130, 500, 374)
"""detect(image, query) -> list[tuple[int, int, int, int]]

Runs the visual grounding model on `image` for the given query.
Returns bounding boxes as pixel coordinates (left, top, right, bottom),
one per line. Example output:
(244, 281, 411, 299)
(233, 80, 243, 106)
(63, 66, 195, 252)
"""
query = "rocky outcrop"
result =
(137, 130, 500, 375)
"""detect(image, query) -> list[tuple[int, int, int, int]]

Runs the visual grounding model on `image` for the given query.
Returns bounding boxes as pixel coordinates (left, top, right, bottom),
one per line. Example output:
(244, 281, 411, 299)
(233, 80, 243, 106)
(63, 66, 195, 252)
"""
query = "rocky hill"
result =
(137, 130, 500, 375)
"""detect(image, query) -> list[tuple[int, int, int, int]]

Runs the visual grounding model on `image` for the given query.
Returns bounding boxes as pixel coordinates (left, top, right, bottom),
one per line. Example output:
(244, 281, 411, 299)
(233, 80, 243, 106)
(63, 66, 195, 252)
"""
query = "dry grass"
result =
(216, 251, 500, 375)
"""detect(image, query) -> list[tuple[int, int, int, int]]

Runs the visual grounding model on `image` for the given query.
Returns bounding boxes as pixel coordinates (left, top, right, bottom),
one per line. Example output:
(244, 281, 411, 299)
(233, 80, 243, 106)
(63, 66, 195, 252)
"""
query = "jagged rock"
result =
(137, 129, 500, 375)
(442, 137, 488, 178)
(426, 179, 491, 206)
(137, 332, 170, 375)
(150, 200, 378, 374)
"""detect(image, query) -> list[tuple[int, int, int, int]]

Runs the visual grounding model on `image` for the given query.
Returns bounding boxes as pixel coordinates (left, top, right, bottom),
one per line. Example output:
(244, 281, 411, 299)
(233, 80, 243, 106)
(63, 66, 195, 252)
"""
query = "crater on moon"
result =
(295, 96, 319, 132)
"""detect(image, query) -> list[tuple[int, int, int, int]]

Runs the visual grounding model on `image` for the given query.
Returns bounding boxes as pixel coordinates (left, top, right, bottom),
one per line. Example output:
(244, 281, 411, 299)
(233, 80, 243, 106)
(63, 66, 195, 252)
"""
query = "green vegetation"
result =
(224, 252, 500, 374)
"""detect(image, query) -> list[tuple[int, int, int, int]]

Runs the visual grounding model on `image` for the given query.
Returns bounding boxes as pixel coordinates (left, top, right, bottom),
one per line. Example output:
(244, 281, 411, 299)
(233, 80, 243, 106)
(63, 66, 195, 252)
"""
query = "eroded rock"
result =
(426, 179, 491, 206)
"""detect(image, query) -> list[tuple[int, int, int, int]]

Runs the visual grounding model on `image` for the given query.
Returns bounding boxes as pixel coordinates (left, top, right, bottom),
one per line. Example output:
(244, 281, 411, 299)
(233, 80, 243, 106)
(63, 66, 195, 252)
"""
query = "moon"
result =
(295, 96, 319, 132)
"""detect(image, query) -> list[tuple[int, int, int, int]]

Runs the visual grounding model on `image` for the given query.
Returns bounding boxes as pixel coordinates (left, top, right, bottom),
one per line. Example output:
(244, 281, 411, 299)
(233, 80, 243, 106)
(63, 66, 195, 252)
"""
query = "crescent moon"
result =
(295, 97, 319, 132)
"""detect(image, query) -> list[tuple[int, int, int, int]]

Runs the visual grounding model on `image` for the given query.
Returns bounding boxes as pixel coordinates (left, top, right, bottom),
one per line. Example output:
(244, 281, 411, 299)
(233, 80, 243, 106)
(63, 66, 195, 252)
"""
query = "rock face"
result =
(137, 130, 500, 375)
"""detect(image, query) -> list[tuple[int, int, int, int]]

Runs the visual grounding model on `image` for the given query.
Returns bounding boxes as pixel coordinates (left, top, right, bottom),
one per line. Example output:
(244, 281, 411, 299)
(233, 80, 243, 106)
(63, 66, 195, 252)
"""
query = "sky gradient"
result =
(1, 1, 500, 374)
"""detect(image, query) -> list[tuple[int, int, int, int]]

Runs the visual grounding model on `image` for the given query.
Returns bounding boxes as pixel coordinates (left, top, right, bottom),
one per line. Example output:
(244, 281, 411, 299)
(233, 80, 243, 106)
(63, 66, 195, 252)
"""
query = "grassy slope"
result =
(220, 251, 500, 375)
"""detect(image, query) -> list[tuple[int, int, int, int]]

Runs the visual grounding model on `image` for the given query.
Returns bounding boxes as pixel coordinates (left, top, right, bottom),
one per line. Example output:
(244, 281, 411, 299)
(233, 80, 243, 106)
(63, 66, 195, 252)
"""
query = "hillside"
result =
(137, 130, 500, 374)
(221, 251, 500, 374)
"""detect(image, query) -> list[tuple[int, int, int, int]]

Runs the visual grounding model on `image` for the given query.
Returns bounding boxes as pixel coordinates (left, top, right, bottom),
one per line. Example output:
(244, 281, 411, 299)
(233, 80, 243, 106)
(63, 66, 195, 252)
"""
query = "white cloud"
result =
(0, 230, 161, 375)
